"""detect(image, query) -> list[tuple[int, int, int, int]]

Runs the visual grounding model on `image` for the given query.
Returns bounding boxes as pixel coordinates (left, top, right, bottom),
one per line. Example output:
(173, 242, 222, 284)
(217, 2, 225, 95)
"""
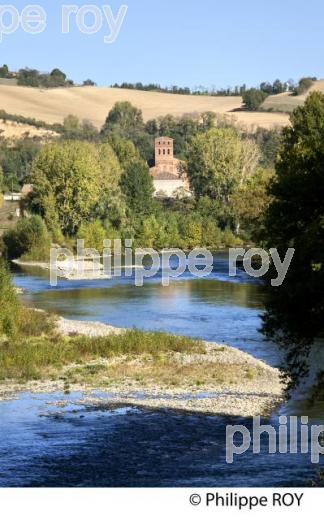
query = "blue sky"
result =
(1, 0, 324, 88)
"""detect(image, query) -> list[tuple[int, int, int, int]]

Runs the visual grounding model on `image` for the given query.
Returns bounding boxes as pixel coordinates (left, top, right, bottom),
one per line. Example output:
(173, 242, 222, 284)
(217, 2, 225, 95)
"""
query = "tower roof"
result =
(155, 136, 174, 142)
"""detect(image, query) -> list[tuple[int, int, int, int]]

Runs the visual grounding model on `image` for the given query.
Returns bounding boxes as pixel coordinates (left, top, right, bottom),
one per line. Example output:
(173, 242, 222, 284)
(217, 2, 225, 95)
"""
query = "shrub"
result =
(296, 77, 315, 95)
(243, 89, 268, 111)
(77, 220, 107, 251)
(222, 228, 242, 247)
(0, 261, 19, 336)
(16, 308, 55, 337)
(0, 261, 55, 339)
(203, 220, 223, 249)
(0, 329, 203, 381)
(2, 215, 51, 261)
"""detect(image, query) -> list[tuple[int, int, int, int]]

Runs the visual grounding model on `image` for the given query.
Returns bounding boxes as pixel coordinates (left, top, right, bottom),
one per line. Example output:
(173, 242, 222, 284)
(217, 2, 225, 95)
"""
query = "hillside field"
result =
(0, 85, 290, 131)
(261, 80, 324, 113)
(0, 119, 57, 140)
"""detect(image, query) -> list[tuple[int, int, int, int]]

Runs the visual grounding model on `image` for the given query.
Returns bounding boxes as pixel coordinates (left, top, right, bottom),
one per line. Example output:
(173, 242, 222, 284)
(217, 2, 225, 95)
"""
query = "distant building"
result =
(3, 193, 21, 202)
(3, 184, 33, 202)
(21, 184, 34, 196)
(149, 137, 191, 198)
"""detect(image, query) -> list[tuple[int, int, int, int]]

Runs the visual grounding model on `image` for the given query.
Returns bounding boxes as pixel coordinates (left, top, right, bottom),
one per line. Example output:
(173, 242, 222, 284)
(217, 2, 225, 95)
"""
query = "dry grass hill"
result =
(1, 81, 323, 136)
(0, 84, 290, 132)
(261, 80, 324, 113)
(0, 119, 57, 140)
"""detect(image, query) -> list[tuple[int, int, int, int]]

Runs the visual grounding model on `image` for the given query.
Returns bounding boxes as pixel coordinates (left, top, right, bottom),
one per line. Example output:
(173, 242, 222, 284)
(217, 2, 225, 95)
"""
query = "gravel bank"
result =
(56, 317, 124, 337)
(0, 315, 285, 417)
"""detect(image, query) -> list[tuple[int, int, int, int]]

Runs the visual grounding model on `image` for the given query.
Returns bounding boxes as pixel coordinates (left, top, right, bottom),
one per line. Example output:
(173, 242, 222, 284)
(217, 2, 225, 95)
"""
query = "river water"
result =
(0, 254, 323, 487)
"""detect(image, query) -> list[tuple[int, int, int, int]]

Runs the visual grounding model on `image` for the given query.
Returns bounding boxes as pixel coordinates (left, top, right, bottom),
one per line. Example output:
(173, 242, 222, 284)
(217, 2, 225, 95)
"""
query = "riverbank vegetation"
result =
(0, 261, 280, 414)
(262, 91, 324, 391)
(0, 259, 201, 383)
(0, 326, 206, 384)
(0, 260, 54, 337)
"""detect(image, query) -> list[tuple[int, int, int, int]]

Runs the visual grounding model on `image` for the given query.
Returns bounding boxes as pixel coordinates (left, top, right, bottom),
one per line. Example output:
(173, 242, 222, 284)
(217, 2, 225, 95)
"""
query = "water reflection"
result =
(13, 263, 278, 365)
(0, 392, 319, 487)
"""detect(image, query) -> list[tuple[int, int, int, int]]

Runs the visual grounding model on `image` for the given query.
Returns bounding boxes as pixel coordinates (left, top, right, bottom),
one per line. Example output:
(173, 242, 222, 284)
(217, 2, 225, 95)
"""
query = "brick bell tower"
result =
(155, 137, 174, 165)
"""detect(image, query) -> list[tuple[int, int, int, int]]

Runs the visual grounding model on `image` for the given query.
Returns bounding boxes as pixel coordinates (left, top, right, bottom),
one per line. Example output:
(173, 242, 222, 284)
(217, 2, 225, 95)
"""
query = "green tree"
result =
(80, 119, 99, 141)
(101, 102, 153, 161)
(136, 215, 160, 248)
(101, 101, 144, 139)
(180, 216, 203, 249)
(272, 79, 285, 95)
(164, 214, 181, 247)
(296, 77, 315, 95)
(0, 165, 4, 192)
(255, 127, 282, 168)
(30, 141, 121, 234)
(0, 64, 9, 78)
(62, 115, 98, 140)
(260, 82, 273, 95)
(242, 88, 268, 110)
(50, 68, 67, 86)
(262, 92, 324, 389)
(83, 79, 96, 86)
(41, 192, 64, 243)
(187, 128, 259, 203)
(77, 220, 107, 251)
(93, 189, 127, 230)
(0, 260, 19, 336)
(120, 159, 154, 216)
(17, 68, 40, 87)
(203, 220, 223, 249)
(229, 167, 273, 237)
(2, 216, 51, 260)
(106, 135, 141, 171)
(0, 138, 41, 186)
(201, 111, 216, 131)
(98, 142, 122, 190)
(63, 114, 80, 133)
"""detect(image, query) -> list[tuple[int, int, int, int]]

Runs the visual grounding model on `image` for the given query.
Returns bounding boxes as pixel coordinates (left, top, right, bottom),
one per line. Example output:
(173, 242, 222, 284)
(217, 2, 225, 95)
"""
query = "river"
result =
(0, 253, 323, 487)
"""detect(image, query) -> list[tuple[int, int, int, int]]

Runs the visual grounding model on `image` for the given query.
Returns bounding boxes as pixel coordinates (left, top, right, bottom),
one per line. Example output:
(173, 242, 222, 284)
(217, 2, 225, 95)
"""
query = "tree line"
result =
(243, 77, 317, 111)
(0, 63, 96, 88)
(0, 62, 315, 104)
(1, 100, 279, 258)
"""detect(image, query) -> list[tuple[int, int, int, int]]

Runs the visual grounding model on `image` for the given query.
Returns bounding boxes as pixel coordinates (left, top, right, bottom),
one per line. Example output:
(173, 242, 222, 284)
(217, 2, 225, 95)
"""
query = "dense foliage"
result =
(295, 77, 317, 96)
(0, 260, 19, 336)
(2, 215, 51, 261)
(0, 138, 41, 190)
(0, 98, 282, 259)
(17, 67, 73, 88)
(29, 141, 121, 235)
(262, 92, 324, 389)
(243, 89, 268, 111)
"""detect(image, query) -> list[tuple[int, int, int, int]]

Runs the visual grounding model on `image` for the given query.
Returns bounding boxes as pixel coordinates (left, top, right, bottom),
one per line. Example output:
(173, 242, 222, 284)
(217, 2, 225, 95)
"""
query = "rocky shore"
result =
(0, 315, 285, 417)
(56, 316, 124, 336)
(12, 259, 112, 280)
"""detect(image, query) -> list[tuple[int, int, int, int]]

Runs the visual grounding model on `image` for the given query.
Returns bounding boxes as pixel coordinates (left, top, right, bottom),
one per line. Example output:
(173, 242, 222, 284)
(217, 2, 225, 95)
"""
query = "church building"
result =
(149, 137, 191, 198)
